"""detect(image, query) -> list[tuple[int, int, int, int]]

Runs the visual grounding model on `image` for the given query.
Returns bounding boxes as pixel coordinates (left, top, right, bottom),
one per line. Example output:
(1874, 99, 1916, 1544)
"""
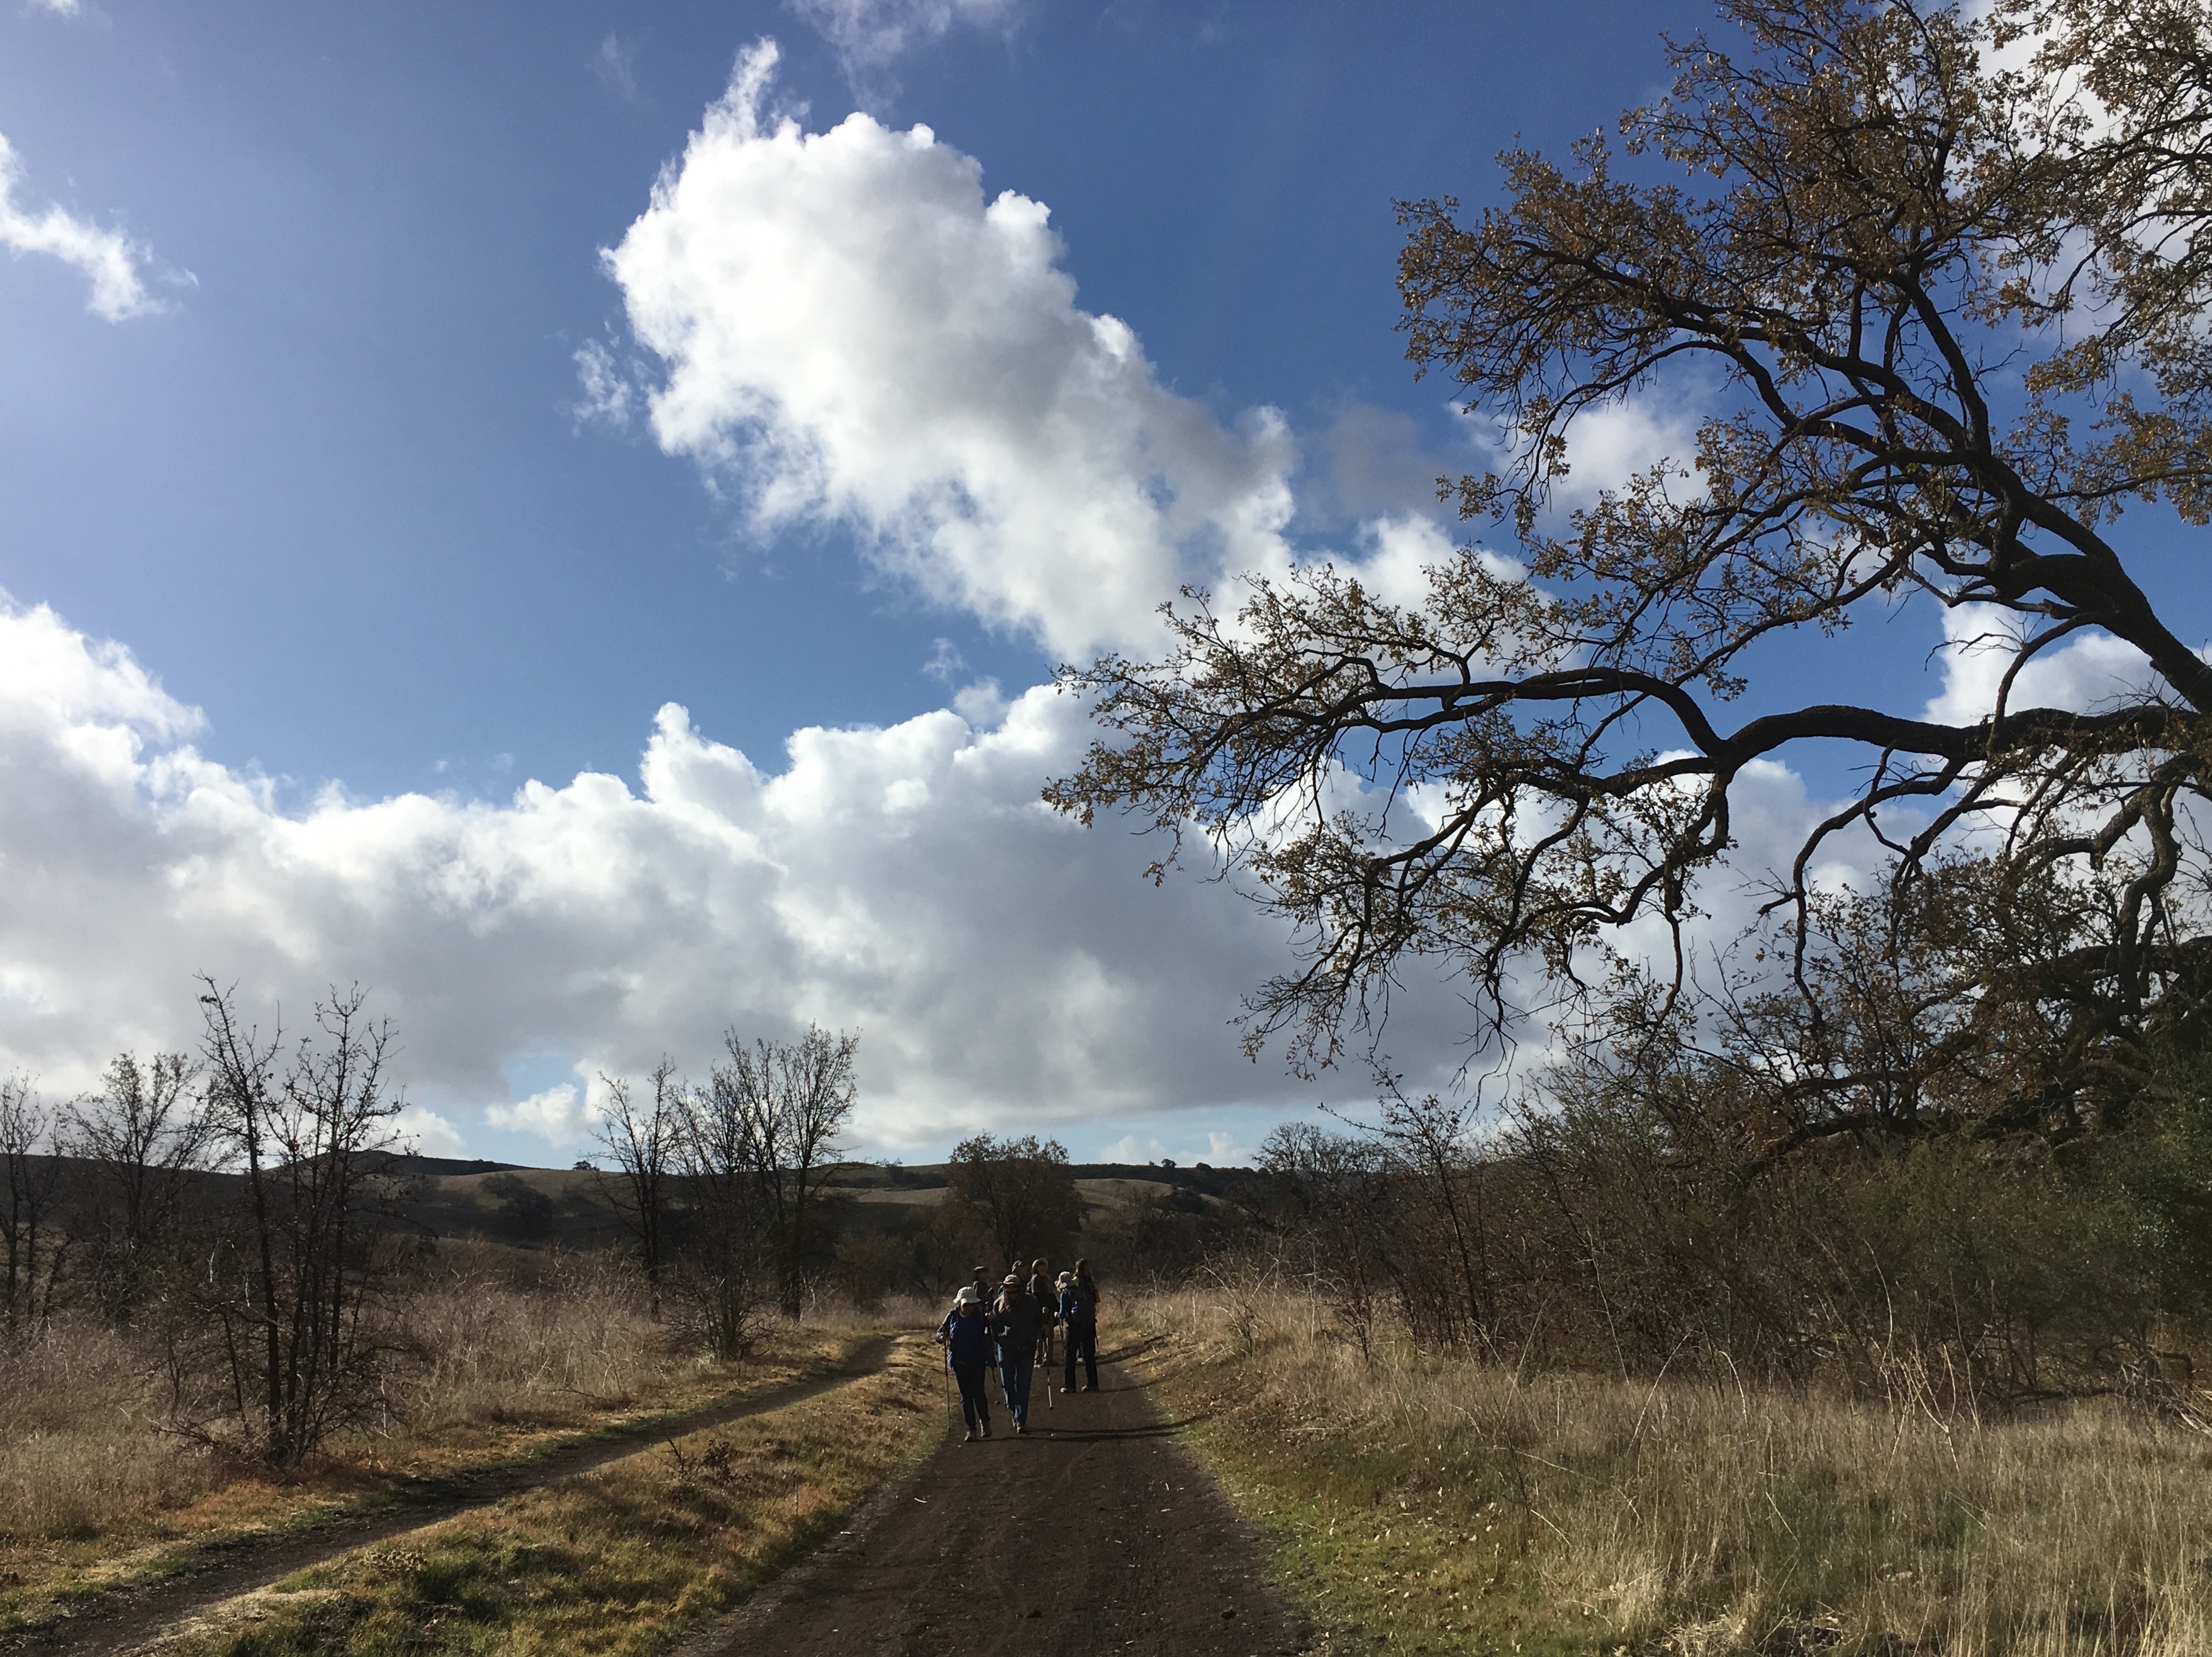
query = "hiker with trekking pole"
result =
(991, 1271, 1043, 1434)
(1059, 1258, 1101, 1394)
(936, 1283, 996, 1441)
(1025, 1257, 1056, 1368)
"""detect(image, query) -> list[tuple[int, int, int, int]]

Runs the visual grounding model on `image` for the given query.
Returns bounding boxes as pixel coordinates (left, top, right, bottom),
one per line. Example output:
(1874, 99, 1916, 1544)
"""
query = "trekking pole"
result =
(942, 1347, 957, 1435)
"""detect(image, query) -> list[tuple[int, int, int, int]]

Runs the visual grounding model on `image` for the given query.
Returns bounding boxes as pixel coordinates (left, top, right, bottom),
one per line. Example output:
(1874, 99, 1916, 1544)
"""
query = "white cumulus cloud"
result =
(600, 41, 1297, 659)
(0, 600, 1445, 1155)
(396, 1105, 467, 1159)
(485, 1083, 593, 1149)
(1924, 607, 2186, 728)
(1204, 1130, 1253, 1165)
(1099, 1134, 1168, 1164)
(0, 133, 174, 321)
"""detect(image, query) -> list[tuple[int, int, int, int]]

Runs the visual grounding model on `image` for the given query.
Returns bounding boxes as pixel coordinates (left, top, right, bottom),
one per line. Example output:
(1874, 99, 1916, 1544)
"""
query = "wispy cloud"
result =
(790, 0, 1020, 96)
(25, 0, 83, 18)
(921, 637, 966, 684)
(0, 133, 179, 320)
(593, 34, 637, 100)
(571, 337, 635, 427)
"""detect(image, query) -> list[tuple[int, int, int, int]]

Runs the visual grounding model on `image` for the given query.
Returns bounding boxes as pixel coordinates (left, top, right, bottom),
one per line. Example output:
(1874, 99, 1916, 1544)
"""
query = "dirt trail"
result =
(9, 1335, 894, 1657)
(692, 1336, 1309, 1657)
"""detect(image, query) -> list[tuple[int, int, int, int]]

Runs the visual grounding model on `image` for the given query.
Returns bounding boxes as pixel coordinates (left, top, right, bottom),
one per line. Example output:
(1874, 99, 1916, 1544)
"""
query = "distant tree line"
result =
(0, 986, 891, 1465)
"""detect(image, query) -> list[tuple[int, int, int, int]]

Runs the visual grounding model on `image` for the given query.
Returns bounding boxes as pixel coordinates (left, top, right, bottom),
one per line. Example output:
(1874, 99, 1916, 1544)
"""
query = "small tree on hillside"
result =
(197, 980, 405, 1466)
(595, 1060, 681, 1320)
(709, 1025, 858, 1319)
(65, 1051, 216, 1324)
(943, 1134, 1082, 1271)
(0, 1077, 63, 1336)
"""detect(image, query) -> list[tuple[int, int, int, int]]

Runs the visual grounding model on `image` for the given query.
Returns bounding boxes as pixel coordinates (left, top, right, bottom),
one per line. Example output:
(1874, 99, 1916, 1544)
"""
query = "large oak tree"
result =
(1050, 0, 2212, 1135)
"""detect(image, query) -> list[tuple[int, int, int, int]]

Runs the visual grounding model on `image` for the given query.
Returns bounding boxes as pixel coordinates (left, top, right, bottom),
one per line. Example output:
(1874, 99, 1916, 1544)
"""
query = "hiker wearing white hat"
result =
(935, 1284, 996, 1441)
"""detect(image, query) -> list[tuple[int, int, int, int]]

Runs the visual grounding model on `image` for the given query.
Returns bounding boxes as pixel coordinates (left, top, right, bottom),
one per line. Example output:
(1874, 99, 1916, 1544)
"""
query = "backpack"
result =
(1062, 1276, 1098, 1321)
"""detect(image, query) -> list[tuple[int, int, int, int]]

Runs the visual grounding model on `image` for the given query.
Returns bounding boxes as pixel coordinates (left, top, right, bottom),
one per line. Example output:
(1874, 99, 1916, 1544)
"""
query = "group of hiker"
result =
(932, 1257, 1100, 1441)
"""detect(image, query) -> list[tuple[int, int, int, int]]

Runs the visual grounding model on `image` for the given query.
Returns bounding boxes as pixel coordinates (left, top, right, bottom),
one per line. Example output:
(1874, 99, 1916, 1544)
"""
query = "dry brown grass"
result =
(1129, 1286, 2212, 1656)
(0, 1319, 223, 1543)
(796, 1290, 939, 1334)
(392, 1245, 686, 1430)
(148, 1334, 946, 1657)
(0, 1247, 903, 1633)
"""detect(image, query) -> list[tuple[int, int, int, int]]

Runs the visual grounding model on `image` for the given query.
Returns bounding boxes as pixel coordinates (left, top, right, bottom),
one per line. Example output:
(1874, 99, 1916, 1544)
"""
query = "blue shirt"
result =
(937, 1305, 995, 1364)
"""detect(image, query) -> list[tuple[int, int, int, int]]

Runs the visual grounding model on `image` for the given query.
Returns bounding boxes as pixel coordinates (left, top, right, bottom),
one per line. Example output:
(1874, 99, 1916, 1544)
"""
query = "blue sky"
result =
(2, 0, 2202, 1167)
(2, 0, 1708, 801)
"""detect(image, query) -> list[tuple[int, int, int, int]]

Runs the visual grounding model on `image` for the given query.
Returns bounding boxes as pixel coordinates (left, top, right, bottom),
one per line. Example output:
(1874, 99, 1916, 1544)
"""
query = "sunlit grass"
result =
(0, 1261, 899, 1634)
(151, 1334, 942, 1657)
(1129, 1288, 2212, 1656)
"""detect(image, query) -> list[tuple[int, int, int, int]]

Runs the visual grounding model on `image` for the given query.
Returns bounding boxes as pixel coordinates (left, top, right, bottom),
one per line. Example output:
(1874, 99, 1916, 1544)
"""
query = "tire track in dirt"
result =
(9, 1334, 895, 1657)
(688, 1337, 1309, 1657)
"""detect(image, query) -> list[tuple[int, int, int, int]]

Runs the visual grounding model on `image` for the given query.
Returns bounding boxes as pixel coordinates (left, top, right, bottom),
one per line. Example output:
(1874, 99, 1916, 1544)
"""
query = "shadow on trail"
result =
(1034, 1414, 1210, 1443)
(1094, 1334, 1170, 1364)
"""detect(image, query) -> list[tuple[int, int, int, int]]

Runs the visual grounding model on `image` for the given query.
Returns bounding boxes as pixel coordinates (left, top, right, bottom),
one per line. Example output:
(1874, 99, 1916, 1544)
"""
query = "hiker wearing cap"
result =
(1025, 1258, 1056, 1366)
(936, 1285, 996, 1441)
(1059, 1258, 1101, 1393)
(992, 1273, 1042, 1433)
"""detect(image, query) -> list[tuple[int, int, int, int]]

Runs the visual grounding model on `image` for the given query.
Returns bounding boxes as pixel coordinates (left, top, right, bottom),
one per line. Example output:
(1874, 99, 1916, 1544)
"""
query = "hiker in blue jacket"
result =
(1059, 1258, 1100, 1393)
(936, 1284, 995, 1441)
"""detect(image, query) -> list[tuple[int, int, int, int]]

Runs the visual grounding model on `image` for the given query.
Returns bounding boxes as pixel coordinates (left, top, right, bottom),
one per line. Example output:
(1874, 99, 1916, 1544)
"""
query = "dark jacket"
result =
(994, 1288, 1042, 1356)
(1059, 1275, 1100, 1325)
(1025, 1273, 1058, 1321)
(937, 1305, 995, 1365)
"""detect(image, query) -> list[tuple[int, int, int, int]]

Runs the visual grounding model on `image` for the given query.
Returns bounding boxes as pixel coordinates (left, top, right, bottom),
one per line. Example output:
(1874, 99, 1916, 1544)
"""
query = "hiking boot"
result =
(980, 1422, 991, 1437)
(962, 1429, 976, 1442)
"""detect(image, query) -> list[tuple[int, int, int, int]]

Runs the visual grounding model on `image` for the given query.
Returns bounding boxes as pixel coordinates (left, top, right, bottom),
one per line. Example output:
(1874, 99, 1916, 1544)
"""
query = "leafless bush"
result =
(194, 980, 406, 1463)
(62, 1051, 215, 1325)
